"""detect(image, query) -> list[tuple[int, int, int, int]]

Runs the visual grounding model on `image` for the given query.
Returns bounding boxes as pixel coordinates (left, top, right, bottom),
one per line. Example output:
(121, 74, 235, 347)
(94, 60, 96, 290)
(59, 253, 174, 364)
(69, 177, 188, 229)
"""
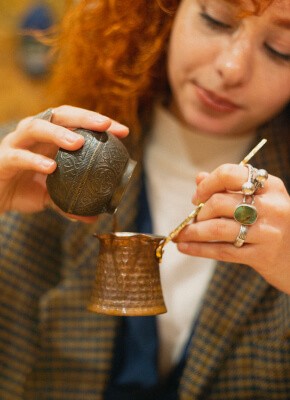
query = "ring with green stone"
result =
(234, 204, 257, 225)
(234, 199, 258, 226)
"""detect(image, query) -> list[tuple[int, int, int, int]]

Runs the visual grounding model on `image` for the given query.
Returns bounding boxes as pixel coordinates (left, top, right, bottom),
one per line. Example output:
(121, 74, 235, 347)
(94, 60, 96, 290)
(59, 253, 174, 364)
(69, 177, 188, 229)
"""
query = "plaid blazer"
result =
(0, 121, 289, 399)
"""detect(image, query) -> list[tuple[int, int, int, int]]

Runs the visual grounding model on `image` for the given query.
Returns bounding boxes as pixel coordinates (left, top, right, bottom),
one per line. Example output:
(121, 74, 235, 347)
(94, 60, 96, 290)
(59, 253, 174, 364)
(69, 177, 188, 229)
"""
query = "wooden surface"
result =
(0, 1, 66, 124)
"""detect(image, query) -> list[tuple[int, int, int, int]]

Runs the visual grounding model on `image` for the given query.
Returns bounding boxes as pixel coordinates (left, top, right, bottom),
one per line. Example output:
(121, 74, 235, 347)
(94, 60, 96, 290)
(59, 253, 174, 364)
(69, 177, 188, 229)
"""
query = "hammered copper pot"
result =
(46, 128, 136, 216)
(88, 232, 167, 316)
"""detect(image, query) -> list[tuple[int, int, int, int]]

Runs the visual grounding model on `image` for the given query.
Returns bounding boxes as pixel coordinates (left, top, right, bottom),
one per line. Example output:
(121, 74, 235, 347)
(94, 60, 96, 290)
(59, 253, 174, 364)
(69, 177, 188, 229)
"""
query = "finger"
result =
(196, 192, 244, 221)
(51, 106, 129, 138)
(8, 119, 85, 150)
(176, 240, 253, 264)
(192, 164, 252, 204)
(176, 216, 278, 246)
(107, 119, 130, 137)
(195, 171, 209, 185)
(175, 218, 246, 244)
(0, 148, 56, 177)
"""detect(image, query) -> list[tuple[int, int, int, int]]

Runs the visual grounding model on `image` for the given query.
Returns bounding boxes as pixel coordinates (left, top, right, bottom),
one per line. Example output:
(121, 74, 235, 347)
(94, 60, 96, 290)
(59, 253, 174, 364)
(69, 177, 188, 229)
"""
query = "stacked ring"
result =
(233, 163, 268, 248)
(241, 164, 256, 195)
(254, 168, 268, 191)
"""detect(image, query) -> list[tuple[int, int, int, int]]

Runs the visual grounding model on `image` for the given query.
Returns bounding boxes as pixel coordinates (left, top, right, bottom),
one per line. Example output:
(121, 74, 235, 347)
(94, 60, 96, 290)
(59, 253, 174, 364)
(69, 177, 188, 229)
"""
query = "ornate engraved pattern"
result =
(46, 129, 134, 215)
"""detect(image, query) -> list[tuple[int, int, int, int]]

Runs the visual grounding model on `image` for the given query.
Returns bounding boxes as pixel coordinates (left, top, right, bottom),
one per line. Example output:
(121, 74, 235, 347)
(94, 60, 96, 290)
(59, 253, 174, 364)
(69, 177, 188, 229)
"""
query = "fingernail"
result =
(89, 114, 110, 123)
(42, 159, 55, 168)
(178, 243, 189, 251)
(65, 132, 81, 143)
(192, 194, 198, 204)
(109, 124, 129, 135)
(116, 123, 129, 130)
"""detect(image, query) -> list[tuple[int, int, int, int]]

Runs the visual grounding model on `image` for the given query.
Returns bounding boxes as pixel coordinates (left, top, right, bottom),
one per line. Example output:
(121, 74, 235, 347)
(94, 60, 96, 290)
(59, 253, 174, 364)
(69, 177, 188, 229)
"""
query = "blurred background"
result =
(0, 0, 67, 124)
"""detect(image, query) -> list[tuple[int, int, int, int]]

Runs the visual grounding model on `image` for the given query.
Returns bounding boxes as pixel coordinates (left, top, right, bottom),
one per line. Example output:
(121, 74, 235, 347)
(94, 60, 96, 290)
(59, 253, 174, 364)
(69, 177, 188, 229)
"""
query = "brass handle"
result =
(156, 203, 204, 261)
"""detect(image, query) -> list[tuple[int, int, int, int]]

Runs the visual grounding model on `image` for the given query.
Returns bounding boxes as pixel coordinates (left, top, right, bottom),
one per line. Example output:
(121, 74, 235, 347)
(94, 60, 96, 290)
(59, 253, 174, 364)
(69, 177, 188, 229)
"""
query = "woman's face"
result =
(167, 0, 290, 137)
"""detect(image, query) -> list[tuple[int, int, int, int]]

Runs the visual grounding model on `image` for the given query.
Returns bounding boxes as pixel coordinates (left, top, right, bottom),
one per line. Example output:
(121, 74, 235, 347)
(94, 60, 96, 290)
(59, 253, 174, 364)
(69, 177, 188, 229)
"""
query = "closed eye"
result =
(265, 44, 290, 62)
(200, 12, 232, 31)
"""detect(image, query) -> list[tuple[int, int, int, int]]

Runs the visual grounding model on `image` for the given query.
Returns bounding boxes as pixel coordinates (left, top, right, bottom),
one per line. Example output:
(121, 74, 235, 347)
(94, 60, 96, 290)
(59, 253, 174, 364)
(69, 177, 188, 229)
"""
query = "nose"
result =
(215, 34, 253, 88)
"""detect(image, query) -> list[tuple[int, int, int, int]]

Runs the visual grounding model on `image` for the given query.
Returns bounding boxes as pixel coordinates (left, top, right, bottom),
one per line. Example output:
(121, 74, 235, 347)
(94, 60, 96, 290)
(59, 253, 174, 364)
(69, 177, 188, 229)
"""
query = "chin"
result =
(182, 111, 225, 136)
(181, 107, 246, 138)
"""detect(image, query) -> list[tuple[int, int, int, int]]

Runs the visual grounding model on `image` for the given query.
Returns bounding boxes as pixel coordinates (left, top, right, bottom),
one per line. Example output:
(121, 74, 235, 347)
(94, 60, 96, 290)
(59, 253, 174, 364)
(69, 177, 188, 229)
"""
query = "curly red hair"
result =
(49, 0, 274, 147)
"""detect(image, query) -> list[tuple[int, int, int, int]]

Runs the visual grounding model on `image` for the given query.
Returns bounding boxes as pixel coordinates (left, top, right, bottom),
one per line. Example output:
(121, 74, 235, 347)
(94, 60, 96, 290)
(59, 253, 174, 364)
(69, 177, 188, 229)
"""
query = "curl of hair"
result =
(50, 0, 179, 149)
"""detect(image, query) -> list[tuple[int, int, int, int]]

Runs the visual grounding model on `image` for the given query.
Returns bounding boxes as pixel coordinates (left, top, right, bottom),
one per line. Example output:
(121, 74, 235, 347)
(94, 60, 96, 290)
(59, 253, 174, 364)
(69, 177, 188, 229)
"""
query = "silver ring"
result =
(234, 224, 248, 248)
(241, 164, 256, 196)
(34, 107, 54, 122)
(254, 168, 268, 191)
(234, 194, 258, 226)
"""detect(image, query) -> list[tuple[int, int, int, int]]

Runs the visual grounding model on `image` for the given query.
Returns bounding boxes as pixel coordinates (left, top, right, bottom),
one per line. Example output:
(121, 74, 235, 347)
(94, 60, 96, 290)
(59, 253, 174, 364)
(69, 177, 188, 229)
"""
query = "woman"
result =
(0, 0, 289, 398)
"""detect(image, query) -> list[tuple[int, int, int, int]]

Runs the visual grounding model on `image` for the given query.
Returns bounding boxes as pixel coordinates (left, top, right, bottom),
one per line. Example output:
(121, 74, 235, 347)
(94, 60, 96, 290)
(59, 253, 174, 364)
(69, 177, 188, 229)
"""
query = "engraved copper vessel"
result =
(88, 232, 167, 316)
(46, 128, 136, 216)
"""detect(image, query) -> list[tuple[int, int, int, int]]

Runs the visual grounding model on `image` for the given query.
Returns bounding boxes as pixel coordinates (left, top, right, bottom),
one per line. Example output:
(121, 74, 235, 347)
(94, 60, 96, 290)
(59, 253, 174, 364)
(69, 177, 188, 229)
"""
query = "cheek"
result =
(167, 32, 186, 82)
(277, 85, 290, 111)
(168, 29, 218, 86)
(167, 48, 185, 106)
(167, 38, 200, 90)
(255, 83, 290, 121)
(255, 68, 290, 108)
(167, 14, 199, 84)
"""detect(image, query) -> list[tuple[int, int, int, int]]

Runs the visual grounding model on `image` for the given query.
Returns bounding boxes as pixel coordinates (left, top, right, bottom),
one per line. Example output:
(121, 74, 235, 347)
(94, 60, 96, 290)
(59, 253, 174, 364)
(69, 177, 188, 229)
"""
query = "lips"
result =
(195, 85, 240, 113)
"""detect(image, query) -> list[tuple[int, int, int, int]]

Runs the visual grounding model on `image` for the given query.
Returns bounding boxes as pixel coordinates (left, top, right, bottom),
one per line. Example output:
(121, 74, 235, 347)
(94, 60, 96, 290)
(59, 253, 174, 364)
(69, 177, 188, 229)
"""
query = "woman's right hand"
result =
(0, 105, 129, 215)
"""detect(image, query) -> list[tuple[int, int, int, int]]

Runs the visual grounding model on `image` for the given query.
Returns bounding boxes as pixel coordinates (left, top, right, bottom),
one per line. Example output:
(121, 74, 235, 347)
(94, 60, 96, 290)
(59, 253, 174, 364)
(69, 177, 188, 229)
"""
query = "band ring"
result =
(34, 107, 54, 122)
(234, 224, 248, 248)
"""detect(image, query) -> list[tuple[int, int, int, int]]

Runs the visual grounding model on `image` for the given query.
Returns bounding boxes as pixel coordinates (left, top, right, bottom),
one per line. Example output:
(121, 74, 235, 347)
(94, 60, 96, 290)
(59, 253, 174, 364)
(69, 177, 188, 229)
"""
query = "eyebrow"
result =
(273, 17, 290, 30)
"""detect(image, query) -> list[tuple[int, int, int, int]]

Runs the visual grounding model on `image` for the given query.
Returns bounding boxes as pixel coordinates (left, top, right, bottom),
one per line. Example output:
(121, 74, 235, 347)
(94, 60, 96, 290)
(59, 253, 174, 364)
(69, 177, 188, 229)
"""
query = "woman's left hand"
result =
(175, 163, 290, 295)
